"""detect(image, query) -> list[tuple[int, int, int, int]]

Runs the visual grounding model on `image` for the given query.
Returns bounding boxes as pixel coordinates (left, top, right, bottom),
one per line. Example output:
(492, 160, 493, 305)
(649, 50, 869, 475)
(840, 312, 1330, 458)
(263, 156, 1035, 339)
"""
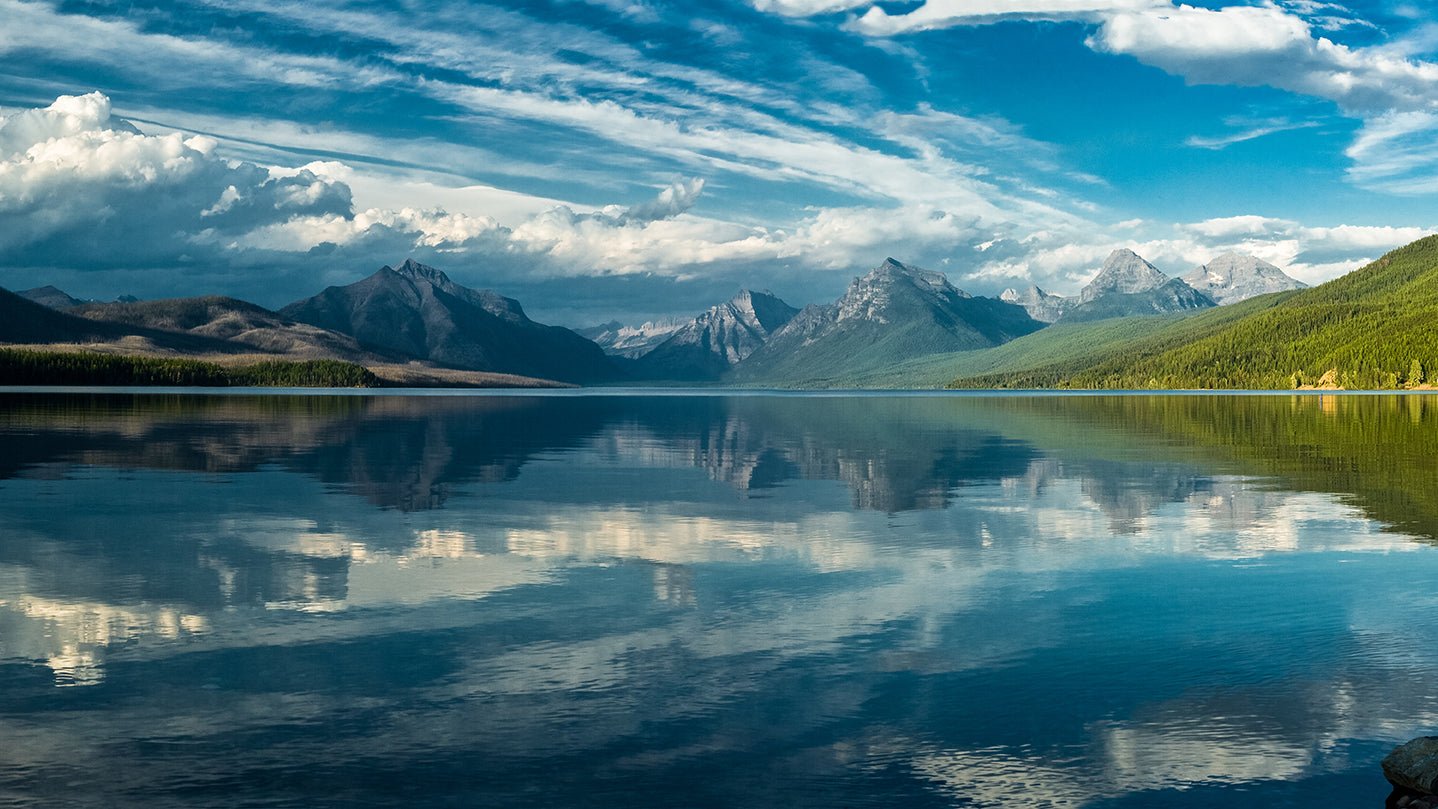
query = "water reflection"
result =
(0, 392, 1437, 807)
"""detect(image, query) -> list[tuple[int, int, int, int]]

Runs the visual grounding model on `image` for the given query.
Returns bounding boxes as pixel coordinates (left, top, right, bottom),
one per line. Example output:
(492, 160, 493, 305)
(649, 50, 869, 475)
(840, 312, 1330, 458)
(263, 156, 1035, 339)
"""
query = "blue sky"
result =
(2, 0, 1437, 324)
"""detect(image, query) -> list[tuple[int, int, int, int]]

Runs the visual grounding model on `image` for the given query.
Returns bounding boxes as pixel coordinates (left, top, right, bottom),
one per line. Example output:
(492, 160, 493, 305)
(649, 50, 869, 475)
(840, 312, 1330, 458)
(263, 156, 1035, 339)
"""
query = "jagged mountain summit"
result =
(632, 290, 799, 380)
(1060, 249, 1215, 323)
(1078, 249, 1171, 303)
(281, 258, 617, 383)
(1180, 252, 1307, 304)
(732, 258, 1041, 383)
(578, 318, 687, 359)
(1000, 285, 1070, 323)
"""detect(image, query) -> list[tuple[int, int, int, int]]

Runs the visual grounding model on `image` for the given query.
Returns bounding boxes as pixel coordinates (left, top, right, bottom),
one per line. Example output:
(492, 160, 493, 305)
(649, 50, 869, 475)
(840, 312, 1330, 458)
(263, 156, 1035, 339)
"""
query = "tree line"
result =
(0, 349, 378, 387)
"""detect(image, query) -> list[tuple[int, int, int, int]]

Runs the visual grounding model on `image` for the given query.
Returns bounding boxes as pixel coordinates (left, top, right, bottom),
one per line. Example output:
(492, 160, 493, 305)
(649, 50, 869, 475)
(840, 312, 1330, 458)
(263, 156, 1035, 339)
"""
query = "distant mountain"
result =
(1077, 249, 1170, 303)
(18, 285, 87, 310)
(0, 287, 235, 352)
(1180, 252, 1307, 304)
(0, 287, 127, 343)
(1061, 278, 1215, 323)
(578, 318, 686, 358)
(19, 287, 146, 309)
(281, 259, 618, 383)
(1060, 249, 1214, 322)
(71, 296, 374, 360)
(947, 234, 1438, 390)
(1000, 285, 1070, 323)
(631, 290, 799, 380)
(998, 252, 1300, 325)
(732, 258, 1041, 384)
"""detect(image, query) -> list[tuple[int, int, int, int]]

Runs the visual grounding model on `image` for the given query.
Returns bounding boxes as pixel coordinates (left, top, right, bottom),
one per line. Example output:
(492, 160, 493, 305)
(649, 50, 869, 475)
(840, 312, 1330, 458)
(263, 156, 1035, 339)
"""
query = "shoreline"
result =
(2, 385, 1436, 397)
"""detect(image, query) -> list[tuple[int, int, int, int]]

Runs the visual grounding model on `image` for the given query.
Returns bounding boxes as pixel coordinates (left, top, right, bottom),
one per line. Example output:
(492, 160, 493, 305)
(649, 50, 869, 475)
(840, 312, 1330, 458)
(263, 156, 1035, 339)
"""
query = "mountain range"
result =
(999, 248, 1305, 324)
(2, 240, 1377, 389)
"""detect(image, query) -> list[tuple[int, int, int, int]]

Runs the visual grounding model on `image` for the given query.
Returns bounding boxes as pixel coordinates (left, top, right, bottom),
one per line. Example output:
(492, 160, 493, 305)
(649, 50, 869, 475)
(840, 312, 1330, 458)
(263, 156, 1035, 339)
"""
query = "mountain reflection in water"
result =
(1, 391, 1437, 808)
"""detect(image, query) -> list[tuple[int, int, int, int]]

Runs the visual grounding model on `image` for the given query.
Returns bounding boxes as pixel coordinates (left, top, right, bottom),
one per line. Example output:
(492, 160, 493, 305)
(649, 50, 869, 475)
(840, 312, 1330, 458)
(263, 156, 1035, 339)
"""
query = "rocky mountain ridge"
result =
(280, 259, 617, 384)
(632, 289, 799, 380)
(999, 249, 1305, 323)
(1078, 248, 1171, 303)
(731, 257, 1042, 383)
(999, 285, 1069, 323)
(578, 319, 687, 359)
(1180, 252, 1308, 304)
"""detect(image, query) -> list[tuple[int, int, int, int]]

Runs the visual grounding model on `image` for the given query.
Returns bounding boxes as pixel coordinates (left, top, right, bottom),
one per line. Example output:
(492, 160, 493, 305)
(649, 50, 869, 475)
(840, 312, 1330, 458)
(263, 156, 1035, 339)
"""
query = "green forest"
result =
(0, 349, 378, 387)
(950, 235, 1438, 390)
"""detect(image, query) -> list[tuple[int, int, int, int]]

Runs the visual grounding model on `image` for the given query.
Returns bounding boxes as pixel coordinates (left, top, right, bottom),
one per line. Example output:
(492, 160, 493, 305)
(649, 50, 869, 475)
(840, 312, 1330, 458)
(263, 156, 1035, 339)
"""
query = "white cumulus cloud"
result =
(0, 92, 352, 266)
(1089, 4, 1438, 116)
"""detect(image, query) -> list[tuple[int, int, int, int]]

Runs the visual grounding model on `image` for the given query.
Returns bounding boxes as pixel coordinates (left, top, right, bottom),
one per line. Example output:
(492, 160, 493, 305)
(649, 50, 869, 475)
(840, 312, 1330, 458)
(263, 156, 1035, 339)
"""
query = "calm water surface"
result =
(2, 391, 1438, 808)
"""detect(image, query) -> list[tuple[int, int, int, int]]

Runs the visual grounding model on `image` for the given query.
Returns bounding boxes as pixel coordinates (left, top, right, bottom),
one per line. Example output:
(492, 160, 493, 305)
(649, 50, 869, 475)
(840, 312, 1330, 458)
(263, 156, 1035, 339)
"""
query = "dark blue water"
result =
(1, 391, 1436, 808)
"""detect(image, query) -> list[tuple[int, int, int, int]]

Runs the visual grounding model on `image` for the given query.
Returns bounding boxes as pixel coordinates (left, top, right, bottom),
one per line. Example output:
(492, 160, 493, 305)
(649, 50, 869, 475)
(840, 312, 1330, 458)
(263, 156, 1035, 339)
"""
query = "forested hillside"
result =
(951, 235, 1438, 390)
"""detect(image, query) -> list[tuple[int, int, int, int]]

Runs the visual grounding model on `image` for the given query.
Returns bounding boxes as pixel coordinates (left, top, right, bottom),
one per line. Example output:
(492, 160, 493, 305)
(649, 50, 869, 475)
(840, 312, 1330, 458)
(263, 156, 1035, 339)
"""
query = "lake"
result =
(1, 390, 1437, 808)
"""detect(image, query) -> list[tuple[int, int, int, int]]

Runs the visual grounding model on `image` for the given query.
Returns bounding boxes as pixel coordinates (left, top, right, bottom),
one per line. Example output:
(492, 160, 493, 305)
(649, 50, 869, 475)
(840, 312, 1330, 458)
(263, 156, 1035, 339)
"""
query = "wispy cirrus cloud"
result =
(758, 0, 1438, 195)
(748, 0, 872, 17)
(0, 0, 397, 92)
(1343, 110, 1438, 194)
(847, 0, 1164, 36)
(1184, 116, 1321, 150)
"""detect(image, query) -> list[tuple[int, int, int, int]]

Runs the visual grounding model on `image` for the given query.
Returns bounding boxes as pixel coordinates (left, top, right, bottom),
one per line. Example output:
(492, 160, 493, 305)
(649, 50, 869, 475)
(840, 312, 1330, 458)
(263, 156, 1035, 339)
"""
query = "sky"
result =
(2, 0, 1438, 325)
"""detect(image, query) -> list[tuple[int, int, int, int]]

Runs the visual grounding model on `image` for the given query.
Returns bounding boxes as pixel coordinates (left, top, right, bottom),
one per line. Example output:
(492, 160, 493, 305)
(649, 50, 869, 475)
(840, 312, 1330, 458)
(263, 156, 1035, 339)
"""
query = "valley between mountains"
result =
(4, 235, 1438, 390)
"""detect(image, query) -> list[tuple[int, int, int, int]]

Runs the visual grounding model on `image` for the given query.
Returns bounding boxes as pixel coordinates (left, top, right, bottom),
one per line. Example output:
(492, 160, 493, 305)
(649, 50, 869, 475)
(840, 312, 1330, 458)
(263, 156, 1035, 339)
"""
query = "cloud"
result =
(1088, 4, 1438, 116)
(1343, 110, 1438, 194)
(749, 0, 1438, 122)
(749, 0, 872, 16)
(0, 0, 397, 93)
(87, 0, 1094, 224)
(0, 92, 351, 266)
(848, 0, 1164, 36)
(0, 0, 1114, 292)
(1278, 0, 1379, 32)
(753, 0, 1438, 193)
(1184, 117, 1320, 150)
(618, 178, 706, 224)
(1, 93, 1026, 309)
(0, 90, 1427, 324)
